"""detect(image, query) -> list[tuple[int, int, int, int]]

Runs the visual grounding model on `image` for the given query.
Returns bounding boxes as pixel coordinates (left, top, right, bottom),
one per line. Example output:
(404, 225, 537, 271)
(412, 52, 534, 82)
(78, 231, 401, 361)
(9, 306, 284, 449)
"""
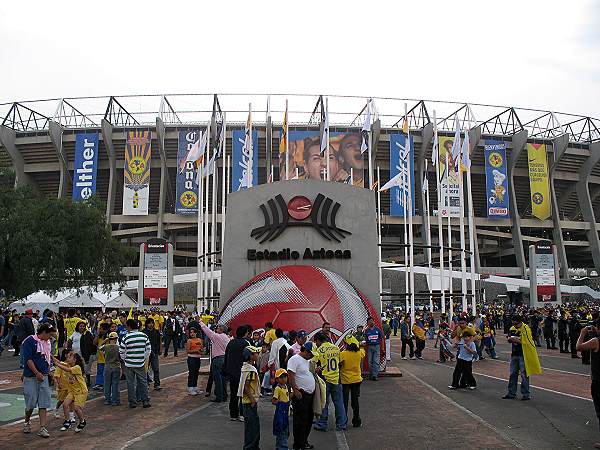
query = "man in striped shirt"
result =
(119, 319, 151, 408)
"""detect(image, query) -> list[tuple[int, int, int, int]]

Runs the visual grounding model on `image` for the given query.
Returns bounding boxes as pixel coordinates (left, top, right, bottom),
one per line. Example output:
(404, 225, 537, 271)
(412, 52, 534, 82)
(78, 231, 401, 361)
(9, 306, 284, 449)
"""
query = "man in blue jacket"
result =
(364, 317, 384, 381)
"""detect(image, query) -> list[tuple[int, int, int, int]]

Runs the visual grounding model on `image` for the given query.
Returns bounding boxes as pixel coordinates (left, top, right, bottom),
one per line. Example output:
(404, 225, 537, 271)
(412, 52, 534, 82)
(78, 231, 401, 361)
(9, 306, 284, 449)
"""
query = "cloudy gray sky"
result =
(0, 0, 598, 119)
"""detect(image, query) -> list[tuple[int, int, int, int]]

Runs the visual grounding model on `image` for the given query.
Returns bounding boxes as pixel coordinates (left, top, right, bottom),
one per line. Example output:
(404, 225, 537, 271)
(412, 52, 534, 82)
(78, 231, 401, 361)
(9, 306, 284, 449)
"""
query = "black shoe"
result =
(60, 420, 71, 431)
(143, 402, 151, 408)
(75, 420, 86, 433)
(502, 394, 515, 399)
(521, 397, 531, 401)
(352, 419, 362, 428)
(304, 443, 315, 449)
(129, 403, 137, 408)
(210, 399, 221, 403)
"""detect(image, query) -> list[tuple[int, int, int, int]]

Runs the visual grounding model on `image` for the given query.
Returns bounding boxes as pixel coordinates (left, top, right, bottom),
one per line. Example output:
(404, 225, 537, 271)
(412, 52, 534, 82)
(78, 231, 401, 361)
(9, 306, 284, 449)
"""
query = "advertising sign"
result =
(143, 238, 168, 306)
(438, 136, 460, 217)
(484, 140, 509, 218)
(389, 133, 415, 217)
(72, 132, 99, 201)
(175, 129, 200, 215)
(123, 130, 151, 215)
(532, 240, 557, 303)
(232, 129, 259, 192)
(527, 143, 551, 220)
(278, 130, 364, 187)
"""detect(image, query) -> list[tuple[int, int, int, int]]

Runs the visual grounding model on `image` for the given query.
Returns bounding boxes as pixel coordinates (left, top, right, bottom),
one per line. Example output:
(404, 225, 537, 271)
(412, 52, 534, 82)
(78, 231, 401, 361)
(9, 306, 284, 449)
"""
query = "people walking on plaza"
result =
(119, 319, 151, 408)
(340, 335, 364, 428)
(272, 368, 291, 450)
(287, 343, 316, 450)
(400, 315, 415, 360)
(99, 331, 121, 405)
(575, 323, 600, 447)
(239, 346, 261, 450)
(52, 352, 88, 433)
(199, 320, 231, 403)
(544, 311, 558, 350)
(143, 318, 162, 391)
(412, 317, 426, 360)
(364, 316, 383, 380)
(558, 313, 570, 353)
(224, 325, 251, 420)
(382, 318, 392, 361)
(502, 315, 542, 400)
(570, 313, 583, 359)
(186, 327, 204, 396)
(391, 314, 399, 336)
(481, 317, 497, 359)
(163, 311, 181, 357)
(313, 332, 347, 432)
(21, 323, 54, 438)
(449, 328, 477, 390)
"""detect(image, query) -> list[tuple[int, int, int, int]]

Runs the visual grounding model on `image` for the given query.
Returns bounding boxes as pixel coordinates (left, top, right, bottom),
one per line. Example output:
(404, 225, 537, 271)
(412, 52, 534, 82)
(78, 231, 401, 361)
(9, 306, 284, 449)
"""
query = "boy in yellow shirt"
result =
(271, 368, 290, 449)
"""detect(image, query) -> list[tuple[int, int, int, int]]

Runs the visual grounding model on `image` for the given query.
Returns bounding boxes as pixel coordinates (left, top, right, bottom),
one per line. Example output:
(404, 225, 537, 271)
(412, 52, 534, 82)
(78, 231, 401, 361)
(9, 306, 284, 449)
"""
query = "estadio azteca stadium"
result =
(1, 94, 600, 308)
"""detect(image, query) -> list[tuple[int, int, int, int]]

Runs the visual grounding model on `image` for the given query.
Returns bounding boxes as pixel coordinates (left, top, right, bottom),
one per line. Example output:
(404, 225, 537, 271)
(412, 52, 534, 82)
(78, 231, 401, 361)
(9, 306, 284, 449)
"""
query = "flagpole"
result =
(402, 164, 409, 316)
(285, 99, 289, 180)
(433, 110, 446, 315)
(446, 152, 453, 321)
(465, 130, 477, 316)
(368, 100, 373, 189)
(220, 114, 227, 304)
(203, 121, 211, 312)
(458, 139, 468, 314)
(247, 103, 253, 188)
(350, 167, 353, 186)
(210, 130, 218, 311)
(377, 166, 383, 314)
(197, 131, 205, 315)
(425, 158, 433, 313)
(326, 97, 330, 181)
(405, 103, 415, 328)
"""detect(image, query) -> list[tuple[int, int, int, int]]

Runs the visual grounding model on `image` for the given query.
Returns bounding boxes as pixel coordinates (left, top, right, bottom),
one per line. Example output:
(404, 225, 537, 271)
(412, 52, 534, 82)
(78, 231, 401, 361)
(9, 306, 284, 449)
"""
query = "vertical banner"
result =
(438, 136, 460, 217)
(72, 132, 99, 201)
(143, 238, 168, 306)
(278, 130, 364, 186)
(527, 143, 551, 220)
(123, 130, 151, 215)
(175, 129, 200, 215)
(389, 133, 415, 217)
(484, 140, 509, 218)
(533, 240, 557, 302)
(232, 129, 259, 192)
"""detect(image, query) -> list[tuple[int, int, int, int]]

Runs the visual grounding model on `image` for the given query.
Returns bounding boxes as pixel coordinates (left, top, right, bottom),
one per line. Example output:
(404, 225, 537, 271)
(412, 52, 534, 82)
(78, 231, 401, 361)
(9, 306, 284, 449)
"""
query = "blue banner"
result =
(232, 129, 259, 192)
(175, 129, 201, 215)
(484, 140, 509, 218)
(389, 133, 415, 217)
(72, 132, 99, 201)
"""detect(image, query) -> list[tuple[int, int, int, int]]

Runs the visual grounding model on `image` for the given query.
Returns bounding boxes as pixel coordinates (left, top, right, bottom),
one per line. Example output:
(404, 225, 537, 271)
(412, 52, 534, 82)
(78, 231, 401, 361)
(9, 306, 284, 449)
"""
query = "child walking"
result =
(238, 346, 261, 450)
(186, 327, 204, 395)
(53, 349, 75, 423)
(271, 368, 290, 450)
(448, 329, 477, 390)
(52, 352, 88, 432)
(99, 332, 121, 405)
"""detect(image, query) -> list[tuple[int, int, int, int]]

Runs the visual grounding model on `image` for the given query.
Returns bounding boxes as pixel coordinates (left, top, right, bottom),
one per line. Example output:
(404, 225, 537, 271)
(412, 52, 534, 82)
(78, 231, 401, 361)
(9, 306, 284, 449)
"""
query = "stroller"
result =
(437, 329, 455, 363)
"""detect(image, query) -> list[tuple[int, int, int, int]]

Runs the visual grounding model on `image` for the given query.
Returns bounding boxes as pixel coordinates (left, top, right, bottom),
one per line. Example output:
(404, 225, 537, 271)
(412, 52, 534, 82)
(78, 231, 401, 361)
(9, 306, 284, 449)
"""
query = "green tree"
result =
(0, 186, 135, 300)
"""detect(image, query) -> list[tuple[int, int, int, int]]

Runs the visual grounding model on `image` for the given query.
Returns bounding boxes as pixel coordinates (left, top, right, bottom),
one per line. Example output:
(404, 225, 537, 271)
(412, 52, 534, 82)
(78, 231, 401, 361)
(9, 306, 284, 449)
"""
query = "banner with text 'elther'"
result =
(72, 132, 99, 201)
(123, 130, 151, 215)
(484, 140, 509, 219)
(232, 129, 259, 192)
(175, 129, 200, 215)
(389, 133, 415, 217)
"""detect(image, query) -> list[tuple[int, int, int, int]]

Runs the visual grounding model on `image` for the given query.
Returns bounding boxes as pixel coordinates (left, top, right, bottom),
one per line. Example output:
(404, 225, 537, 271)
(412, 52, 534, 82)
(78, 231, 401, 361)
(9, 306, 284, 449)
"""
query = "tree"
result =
(0, 186, 136, 300)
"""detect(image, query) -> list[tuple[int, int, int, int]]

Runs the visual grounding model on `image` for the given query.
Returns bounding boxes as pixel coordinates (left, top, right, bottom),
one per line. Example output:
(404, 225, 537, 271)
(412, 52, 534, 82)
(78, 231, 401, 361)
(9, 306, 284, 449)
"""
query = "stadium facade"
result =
(1, 94, 599, 300)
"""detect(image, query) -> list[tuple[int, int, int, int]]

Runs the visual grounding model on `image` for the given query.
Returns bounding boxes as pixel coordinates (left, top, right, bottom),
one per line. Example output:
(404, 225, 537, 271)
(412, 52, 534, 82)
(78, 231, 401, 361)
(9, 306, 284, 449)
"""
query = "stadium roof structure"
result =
(0, 93, 598, 143)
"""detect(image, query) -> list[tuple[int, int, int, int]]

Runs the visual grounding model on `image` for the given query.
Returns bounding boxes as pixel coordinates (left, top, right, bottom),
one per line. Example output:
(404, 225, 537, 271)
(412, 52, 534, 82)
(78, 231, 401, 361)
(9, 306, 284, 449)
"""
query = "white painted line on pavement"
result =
(400, 365, 526, 450)
(336, 429, 350, 450)
(120, 402, 214, 449)
(391, 351, 593, 403)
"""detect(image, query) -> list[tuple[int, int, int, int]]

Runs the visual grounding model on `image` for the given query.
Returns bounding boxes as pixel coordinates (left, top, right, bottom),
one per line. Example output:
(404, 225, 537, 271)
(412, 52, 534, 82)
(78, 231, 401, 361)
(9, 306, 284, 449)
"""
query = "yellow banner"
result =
(527, 143, 551, 220)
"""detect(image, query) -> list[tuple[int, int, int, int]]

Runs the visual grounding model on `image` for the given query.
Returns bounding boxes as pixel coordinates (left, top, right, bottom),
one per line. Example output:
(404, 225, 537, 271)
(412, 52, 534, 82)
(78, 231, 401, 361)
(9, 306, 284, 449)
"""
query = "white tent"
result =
(9, 290, 73, 313)
(8, 289, 137, 312)
(96, 291, 137, 310)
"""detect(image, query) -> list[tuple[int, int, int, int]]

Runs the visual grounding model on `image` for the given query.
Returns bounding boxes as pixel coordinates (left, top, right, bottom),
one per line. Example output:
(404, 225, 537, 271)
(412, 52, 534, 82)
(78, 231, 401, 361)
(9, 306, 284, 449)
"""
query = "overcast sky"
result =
(0, 0, 598, 119)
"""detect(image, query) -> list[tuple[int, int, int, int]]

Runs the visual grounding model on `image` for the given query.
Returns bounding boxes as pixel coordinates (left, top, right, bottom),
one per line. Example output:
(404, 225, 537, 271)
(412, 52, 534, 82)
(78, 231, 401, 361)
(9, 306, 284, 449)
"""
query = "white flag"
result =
(461, 128, 471, 171)
(360, 101, 371, 154)
(451, 116, 461, 170)
(185, 131, 207, 164)
(432, 133, 439, 167)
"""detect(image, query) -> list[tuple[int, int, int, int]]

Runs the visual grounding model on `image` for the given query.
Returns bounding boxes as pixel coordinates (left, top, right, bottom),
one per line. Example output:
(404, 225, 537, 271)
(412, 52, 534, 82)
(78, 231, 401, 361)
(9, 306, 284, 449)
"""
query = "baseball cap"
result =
(301, 342, 314, 353)
(297, 330, 308, 339)
(108, 332, 118, 339)
(242, 346, 261, 359)
(275, 368, 288, 379)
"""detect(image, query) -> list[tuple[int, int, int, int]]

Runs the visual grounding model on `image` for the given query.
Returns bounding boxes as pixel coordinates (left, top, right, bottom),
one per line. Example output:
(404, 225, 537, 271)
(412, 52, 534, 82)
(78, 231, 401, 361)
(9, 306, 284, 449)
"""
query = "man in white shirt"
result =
(288, 343, 316, 450)
(268, 328, 290, 372)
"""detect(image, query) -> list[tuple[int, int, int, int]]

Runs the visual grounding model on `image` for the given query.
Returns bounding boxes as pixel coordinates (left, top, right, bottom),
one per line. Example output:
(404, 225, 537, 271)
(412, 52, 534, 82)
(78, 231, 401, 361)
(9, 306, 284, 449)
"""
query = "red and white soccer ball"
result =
(220, 265, 385, 365)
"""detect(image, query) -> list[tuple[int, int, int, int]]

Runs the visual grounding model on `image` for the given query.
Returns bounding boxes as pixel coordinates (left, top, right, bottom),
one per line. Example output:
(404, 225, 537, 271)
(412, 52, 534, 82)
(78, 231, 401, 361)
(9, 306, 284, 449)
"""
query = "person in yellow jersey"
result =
(263, 322, 277, 346)
(63, 309, 82, 341)
(339, 335, 365, 428)
(313, 332, 347, 432)
(52, 352, 88, 433)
